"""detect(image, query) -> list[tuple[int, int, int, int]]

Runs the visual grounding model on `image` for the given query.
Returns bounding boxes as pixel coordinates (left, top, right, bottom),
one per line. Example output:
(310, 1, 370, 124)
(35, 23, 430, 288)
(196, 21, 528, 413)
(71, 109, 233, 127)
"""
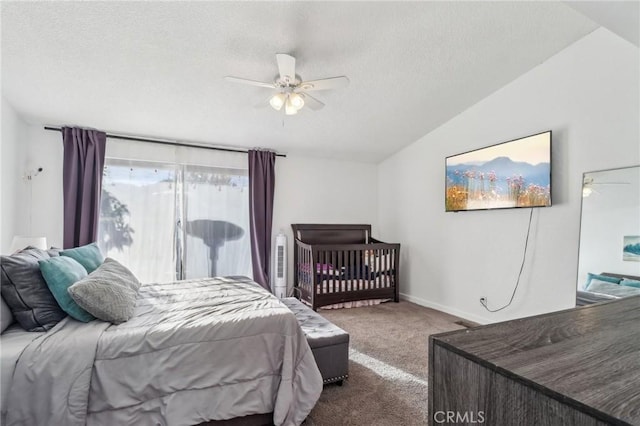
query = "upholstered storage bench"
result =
(281, 297, 349, 385)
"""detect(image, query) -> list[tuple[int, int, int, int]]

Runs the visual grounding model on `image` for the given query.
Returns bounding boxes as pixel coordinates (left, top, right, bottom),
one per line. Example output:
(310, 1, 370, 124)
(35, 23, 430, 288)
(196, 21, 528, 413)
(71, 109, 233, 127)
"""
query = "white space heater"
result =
(273, 232, 287, 298)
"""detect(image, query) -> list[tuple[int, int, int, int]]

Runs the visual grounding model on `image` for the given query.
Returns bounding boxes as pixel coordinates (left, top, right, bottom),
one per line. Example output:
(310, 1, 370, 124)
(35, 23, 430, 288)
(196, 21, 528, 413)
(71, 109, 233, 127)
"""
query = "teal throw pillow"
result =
(38, 257, 94, 322)
(621, 278, 640, 289)
(585, 273, 621, 289)
(60, 242, 105, 273)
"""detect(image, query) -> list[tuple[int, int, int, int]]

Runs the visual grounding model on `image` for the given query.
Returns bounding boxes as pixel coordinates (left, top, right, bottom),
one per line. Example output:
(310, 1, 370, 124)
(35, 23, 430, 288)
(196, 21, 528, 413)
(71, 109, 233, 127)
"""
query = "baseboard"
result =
(399, 292, 492, 325)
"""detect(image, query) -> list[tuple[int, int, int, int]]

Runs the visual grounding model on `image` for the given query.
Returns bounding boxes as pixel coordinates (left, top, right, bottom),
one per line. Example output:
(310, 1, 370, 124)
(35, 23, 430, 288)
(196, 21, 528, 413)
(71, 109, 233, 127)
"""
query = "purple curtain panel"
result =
(62, 127, 107, 249)
(248, 150, 276, 290)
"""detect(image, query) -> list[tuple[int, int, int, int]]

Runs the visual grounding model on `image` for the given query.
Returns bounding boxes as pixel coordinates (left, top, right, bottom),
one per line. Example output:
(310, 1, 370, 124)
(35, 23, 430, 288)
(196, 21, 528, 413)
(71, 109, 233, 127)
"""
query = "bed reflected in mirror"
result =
(576, 165, 640, 306)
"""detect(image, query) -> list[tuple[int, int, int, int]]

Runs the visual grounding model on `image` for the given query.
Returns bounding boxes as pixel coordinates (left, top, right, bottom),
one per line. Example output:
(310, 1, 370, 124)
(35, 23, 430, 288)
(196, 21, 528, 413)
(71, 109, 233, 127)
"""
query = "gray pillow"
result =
(1, 247, 67, 331)
(68, 258, 140, 324)
(1, 296, 14, 333)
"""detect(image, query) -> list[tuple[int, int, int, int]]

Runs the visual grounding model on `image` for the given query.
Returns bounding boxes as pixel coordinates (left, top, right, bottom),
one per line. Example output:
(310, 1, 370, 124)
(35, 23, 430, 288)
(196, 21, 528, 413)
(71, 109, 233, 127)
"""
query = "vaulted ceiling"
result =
(0, 2, 608, 162)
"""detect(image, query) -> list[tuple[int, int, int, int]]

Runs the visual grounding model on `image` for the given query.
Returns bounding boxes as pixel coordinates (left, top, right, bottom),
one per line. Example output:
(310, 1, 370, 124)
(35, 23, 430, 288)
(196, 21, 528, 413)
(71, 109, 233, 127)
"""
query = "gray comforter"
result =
(6, 276, 323, 426)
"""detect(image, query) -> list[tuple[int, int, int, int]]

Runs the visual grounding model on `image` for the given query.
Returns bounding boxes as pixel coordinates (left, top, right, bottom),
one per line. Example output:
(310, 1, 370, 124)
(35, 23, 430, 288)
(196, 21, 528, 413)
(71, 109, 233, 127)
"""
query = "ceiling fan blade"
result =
(276, 53, 296, 82)
(298, 76, 349, 91)
(224, 76, 275, 89)
(300, 93, 325, 111)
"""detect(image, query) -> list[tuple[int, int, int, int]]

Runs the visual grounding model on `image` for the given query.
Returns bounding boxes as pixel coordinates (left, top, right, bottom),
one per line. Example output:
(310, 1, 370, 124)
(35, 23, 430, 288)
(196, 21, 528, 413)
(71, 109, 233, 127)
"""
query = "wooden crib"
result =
(292, 224, 400, 310)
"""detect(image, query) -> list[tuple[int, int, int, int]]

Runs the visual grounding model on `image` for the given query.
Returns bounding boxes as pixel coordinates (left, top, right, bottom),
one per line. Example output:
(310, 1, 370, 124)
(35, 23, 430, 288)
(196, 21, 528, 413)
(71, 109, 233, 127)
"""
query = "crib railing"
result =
(294, 240, 400, 310)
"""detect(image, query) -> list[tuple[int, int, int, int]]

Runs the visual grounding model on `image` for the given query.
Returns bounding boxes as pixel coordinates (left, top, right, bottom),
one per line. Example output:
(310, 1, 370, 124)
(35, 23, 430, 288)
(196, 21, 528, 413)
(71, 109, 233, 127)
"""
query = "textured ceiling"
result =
(2, 2, 597, 163)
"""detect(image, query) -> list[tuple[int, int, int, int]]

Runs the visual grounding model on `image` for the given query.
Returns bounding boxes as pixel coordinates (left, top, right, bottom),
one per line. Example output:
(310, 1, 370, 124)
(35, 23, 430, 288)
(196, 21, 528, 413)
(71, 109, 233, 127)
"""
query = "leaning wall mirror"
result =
(576, 165, 640, 305)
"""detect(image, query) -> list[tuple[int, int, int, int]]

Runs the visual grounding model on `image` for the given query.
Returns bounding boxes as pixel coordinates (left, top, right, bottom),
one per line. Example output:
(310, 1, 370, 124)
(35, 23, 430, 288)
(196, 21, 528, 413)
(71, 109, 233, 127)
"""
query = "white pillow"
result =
(586, 278, 618, 290)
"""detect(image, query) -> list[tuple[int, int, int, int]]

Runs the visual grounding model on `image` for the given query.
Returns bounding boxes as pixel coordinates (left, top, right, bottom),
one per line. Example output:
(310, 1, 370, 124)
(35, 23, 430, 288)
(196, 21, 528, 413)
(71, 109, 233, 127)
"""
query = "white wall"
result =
(272, 155, 379, 293)
(0, 98, 29, 253)
(23, 125, 65, 248)
(378, 28, 640, 324)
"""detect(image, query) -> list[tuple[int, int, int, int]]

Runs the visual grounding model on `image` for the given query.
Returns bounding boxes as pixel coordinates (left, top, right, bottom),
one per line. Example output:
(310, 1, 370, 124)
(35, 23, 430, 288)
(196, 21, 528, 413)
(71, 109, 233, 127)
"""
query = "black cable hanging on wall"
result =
(480, 208, 535, 313)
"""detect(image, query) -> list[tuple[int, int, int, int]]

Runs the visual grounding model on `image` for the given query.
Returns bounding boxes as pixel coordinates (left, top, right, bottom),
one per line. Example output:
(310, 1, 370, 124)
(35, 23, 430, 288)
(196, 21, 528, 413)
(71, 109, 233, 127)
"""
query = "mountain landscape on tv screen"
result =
(445, 156, 551, 211)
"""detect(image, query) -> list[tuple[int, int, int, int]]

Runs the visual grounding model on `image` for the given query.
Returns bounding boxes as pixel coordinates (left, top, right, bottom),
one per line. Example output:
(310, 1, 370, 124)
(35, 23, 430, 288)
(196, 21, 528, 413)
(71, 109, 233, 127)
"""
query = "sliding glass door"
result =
(98, 158, 251, 284)
(182, 165, 251, 279)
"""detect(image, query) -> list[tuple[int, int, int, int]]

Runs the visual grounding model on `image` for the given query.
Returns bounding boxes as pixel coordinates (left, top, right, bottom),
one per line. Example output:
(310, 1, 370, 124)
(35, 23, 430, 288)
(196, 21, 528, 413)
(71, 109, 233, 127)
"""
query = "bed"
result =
(1, 276, 322, 426)
(576, 272, 640, 306)
(292, 224, 400, 311)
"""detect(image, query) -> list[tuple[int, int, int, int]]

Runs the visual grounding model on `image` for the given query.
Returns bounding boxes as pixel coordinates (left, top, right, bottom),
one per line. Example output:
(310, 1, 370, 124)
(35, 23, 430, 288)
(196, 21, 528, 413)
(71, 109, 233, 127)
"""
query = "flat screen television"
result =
(445, 131, 551, 212)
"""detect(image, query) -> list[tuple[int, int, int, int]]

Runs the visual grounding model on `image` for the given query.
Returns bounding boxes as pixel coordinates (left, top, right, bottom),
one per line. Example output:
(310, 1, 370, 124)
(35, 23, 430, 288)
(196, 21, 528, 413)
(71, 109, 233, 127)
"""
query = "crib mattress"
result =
(315, 276, 394, 294)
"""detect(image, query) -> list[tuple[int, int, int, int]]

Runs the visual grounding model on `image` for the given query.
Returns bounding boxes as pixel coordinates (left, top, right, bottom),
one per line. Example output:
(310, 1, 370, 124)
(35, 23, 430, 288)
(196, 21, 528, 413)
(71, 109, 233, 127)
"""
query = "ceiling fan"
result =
(224, 53, 349, 115)
(582, 176, 631, 197)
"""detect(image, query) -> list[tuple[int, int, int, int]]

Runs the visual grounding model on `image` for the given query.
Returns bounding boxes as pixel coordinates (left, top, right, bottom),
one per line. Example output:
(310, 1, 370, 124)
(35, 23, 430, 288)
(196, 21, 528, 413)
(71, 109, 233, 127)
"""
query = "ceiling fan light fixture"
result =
(269, 93, 286, 111)
(289, 93, 305, 110)
(285, 97, 298, 115)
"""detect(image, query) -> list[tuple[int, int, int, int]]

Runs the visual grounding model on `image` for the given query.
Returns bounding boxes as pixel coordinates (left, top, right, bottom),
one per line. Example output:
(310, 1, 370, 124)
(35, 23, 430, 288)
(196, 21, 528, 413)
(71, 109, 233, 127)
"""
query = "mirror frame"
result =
(576, 164, 640, 306)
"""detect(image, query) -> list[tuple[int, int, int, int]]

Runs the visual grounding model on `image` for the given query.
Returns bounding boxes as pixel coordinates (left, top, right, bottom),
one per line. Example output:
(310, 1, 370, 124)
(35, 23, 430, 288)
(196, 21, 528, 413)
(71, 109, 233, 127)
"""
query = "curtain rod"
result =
(43, 126, 286, 158)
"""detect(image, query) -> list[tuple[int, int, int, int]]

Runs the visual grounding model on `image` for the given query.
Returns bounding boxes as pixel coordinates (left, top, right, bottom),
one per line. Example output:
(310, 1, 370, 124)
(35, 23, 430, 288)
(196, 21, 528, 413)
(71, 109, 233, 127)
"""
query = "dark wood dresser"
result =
(429, 296, 640, 425)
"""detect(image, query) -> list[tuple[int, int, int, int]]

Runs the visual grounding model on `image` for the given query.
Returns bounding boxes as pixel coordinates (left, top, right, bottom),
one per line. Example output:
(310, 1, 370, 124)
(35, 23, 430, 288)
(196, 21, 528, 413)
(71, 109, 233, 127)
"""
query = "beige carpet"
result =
(305, 301, 466, 426)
